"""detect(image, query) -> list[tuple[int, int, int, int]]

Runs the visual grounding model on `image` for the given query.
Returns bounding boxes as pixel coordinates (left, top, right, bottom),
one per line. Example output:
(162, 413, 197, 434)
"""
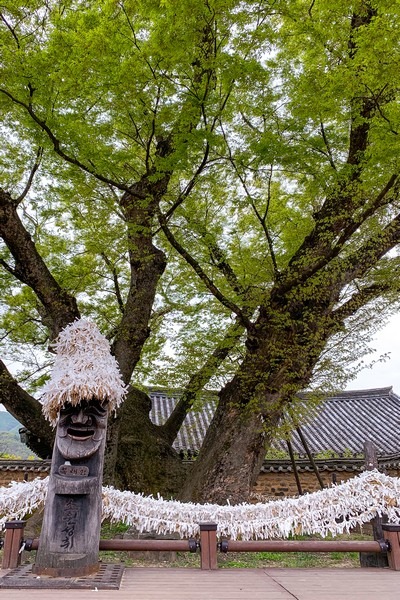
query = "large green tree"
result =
(1, 0, 400, 502)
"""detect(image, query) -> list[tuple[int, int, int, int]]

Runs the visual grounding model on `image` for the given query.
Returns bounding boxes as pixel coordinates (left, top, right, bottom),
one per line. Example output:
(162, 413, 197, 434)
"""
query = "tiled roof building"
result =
(12, 387, 400, 497)
(150, 386, 400, 457)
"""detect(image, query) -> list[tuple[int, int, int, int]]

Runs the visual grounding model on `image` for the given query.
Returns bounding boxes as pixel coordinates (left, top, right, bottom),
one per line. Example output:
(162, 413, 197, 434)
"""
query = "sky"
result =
(346, 313, 400, 394)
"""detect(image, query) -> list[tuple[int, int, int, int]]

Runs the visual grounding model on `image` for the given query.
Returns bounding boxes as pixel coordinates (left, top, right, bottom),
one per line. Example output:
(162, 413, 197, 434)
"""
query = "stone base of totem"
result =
(32, 557, 100, 577)
(0, 562, 124, 589)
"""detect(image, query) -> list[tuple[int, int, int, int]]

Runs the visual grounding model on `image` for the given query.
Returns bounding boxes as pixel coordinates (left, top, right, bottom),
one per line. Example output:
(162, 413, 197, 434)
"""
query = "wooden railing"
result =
(2, 521, 400, 571)
(3, 521, 400, 571)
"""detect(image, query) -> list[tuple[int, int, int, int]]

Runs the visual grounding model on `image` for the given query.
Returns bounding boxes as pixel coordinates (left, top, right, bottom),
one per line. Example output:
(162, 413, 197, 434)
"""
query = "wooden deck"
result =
(0, 567, 399, 599)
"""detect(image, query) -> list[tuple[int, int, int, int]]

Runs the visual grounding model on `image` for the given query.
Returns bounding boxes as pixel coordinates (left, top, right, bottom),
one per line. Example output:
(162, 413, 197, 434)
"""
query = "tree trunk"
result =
(180, 295, 333, 504)
(110, 387, 186, 496)
(179, 382, 267, 504)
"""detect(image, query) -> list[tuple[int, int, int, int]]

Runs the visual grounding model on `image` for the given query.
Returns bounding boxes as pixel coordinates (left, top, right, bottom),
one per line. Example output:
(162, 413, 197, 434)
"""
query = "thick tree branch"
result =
(0, 359, 54, 457)
(331, 282, 393, 326)
(332, 174, 399, 251)
(277, 162, 398, 302)
(161, 317, 245, 443)
(111, 139, 172, 382)
(0, 188, 80, 339)
(339, 213, 400, 286)
(105, 17, 223, 483)
(278, 5, 378, 295)
(285, 173, 399, 296)
(112, 12, 221, 382)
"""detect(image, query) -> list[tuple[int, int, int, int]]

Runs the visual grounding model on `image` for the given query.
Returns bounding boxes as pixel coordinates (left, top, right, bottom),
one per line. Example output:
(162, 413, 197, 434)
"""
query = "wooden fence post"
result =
(199, 523, 218, 570)
(383, 524, 400, 570)
(2, 520, 26, 569)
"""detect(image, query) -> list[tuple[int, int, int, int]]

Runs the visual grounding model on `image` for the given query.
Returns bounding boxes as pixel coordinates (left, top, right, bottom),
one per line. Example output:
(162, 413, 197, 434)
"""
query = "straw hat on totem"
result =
(41, 319, 127, 426)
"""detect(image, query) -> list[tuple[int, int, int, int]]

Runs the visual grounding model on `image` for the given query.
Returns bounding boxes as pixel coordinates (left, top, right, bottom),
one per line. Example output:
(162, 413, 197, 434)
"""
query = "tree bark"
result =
(112, 387, 186, 495)
(112, 179, 168, 383)
(179, 387, 266, 504)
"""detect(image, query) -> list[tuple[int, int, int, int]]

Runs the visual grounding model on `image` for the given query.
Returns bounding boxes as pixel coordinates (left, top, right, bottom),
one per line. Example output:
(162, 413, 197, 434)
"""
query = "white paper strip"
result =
(1, 470, 399, 540)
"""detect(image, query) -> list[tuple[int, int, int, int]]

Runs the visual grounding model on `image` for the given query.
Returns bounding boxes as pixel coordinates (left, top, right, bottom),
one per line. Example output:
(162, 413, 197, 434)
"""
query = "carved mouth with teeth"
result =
(67, 427, 95, 441)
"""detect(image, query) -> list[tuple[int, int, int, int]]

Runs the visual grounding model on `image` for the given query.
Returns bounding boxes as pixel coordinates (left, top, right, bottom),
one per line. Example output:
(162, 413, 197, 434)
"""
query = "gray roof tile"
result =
(149, 387, 400, 456)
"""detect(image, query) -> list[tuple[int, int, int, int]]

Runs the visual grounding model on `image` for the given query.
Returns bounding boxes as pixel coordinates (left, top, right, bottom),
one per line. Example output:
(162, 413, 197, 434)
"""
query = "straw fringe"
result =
(41, 319, 127, 426)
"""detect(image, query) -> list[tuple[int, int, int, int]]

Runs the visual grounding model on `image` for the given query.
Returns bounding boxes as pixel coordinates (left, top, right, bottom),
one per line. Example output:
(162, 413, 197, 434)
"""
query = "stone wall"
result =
(253, 469, 356, 498)
(253, 459, 400, 498)
(1, 459, 399, 500)
(0, 461, 50, 487)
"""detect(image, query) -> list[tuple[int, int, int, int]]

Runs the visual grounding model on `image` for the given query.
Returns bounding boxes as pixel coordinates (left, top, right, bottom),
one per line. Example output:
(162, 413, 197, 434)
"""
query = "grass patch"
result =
(97, 525, 365, 569)
(217, 550, 359, 569)
(100, 521, 131, 538)
(216, 532, 366, 569)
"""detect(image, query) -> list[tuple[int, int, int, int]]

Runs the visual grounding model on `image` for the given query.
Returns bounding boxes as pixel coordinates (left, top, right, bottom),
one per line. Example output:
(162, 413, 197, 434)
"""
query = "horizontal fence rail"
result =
(2, 521, 400, 572)
(221, 540, 388, 553)
(24, 538, 197, 553)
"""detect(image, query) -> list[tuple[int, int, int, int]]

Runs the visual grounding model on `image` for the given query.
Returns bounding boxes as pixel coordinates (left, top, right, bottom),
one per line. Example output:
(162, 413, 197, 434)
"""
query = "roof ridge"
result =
(324, 386, 394, 400)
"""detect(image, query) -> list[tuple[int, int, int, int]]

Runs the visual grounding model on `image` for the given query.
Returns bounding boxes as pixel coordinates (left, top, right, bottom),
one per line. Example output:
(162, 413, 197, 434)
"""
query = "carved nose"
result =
(71, 410, 88, 425)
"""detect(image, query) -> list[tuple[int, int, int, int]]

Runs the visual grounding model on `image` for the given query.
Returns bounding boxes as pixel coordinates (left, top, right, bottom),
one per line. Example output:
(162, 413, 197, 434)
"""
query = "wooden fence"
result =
(2, 521, 400, 571)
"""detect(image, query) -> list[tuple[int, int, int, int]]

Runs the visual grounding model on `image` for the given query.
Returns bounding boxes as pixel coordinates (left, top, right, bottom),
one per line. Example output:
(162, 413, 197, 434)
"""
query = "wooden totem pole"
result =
(33, 320, 127, 577)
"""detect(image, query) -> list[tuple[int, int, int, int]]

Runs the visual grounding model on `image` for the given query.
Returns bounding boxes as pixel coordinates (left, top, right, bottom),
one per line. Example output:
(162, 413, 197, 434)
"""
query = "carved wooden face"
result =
(56, 400, 108, 460)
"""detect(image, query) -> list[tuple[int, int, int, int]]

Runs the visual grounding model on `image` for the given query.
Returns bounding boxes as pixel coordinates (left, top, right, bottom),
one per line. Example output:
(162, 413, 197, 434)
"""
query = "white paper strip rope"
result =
(1, 470, 399, 540)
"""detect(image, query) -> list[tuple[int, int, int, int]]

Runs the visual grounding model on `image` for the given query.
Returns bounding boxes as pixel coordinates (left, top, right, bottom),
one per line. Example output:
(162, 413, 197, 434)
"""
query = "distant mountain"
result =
(0, 431, 38, 459)
(0, 411, 38, 459)
(0, 411, 21, 433)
